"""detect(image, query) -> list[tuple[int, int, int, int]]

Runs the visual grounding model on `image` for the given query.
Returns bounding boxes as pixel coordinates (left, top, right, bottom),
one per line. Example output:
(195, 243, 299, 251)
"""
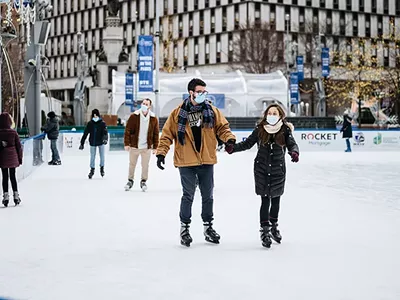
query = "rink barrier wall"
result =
(59, 129, 400, 153)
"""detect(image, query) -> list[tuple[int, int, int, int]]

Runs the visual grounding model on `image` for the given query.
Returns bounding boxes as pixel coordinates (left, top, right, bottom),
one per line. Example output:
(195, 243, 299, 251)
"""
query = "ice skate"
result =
(100, 166, 105, 177)
(125, 180, 133, 191)
(180, 222, 193, 247)
(48, 160, 55, 165)
(88, 168, 95, 179)
(270, 223, 282, 244)
(260, 225, 272, 248)
(2, 192, 9, 207)
(140, 180, 147, 192)
(13, 191, 21, 206)
(203, 222, 220, 244)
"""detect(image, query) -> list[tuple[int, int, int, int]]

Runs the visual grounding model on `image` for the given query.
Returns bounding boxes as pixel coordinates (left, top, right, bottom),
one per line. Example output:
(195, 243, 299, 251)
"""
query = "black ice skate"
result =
(270, 223, 282, 244)
(203, 222, 220, 244)
(260, 225, 272, 248)
(2, 192, 9, 207)
(48, 160, 54, 165)
(100, 166, 105, 177)
(180, 222, 193, 247)
(140, 180, 147, 192)
(88, 168, 95, 179)
(49, 160, 61, 165)
(13, 191, 21, 206)
(124, 180, 133, 191)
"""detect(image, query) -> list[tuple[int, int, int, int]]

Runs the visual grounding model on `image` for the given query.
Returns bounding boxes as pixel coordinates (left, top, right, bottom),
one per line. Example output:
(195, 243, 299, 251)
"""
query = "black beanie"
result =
(47, 111, 56, 119)
(91, 109, 100, 118)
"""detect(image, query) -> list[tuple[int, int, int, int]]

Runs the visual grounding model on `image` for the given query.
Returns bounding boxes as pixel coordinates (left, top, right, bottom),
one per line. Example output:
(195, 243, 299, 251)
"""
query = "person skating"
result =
(79, 109, 108, 179)
(41, 111, 61, 165)
(225, 104, 299, 248)
(0, 113, 23, 207)
(340, 113, 353, 152)
(156, 78, 236, 247)
(123, 98, 159, 191)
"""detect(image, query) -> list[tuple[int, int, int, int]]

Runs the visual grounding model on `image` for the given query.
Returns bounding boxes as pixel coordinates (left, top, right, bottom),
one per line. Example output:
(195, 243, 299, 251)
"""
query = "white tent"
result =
(20, 93, 63, 122)
(112, 70, 288, 117)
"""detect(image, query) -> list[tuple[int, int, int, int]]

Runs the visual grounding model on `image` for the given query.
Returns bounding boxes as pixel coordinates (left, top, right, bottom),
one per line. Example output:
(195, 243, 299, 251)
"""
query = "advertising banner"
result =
(296, 56, 304, 81)
(321, 48, 330, 77)
(138, 35, 154, 92)
(125, 72, 134, 106)
(290, 73, 299, 105)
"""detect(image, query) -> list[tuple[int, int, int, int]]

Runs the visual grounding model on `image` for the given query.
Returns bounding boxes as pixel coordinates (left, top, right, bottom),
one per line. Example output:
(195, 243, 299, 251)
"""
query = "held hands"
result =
(124, 146, 130, 151)
(103, 140, 108, 145)
(79, 144, 84, 150)
(290, 152, 299, 163)
(224, 139, 236, 154)
(156, 155, 165, 170)
(152, 149, 157, 155)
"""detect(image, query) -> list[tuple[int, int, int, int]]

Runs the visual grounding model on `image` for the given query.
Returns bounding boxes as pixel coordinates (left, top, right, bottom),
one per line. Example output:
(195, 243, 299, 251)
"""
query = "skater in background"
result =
(0, 113, 22, 207)
(41, 111, 61, 165)
(156, 78, 236, 247)
(123, 98, 159, 191)
(340, 113, 353, 152)
(226, 104, 299, 248)
(79, 109, 108, 179)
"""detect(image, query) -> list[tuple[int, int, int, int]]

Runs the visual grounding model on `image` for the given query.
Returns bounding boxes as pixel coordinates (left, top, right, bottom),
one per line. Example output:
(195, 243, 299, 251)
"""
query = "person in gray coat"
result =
(41, 111, 61, 165)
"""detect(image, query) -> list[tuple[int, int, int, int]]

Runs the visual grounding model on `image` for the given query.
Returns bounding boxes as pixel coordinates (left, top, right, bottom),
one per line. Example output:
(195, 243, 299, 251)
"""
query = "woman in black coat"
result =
(340, 113, 353, 152)
(226, 104, 299, 248)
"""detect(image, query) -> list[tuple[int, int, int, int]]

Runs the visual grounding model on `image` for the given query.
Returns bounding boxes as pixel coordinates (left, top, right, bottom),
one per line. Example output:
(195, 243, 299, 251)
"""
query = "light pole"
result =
(285, 14, 290, 116)
(154, 0, 161, 118)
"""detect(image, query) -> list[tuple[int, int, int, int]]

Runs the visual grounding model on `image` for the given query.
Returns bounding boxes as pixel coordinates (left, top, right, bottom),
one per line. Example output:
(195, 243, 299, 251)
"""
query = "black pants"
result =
(179, 165, 214, 224)
(1, 168, 18, 193)
(260, 196, 281, 226)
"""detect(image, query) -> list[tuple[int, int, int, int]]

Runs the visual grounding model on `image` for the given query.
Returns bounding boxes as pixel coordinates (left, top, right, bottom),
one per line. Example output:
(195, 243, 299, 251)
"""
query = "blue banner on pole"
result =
(138, 35, 154, 92)
(182, 93, 226, 109)
(125, 72, 134, 106)
(321, 48, 330, 77)
(296, 56, 304, 81)
(290, 73, 299, 105)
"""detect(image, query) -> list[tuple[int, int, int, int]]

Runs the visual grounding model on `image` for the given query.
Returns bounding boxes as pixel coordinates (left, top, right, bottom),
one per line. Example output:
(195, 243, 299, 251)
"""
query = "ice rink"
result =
(1, 150, 400, 300)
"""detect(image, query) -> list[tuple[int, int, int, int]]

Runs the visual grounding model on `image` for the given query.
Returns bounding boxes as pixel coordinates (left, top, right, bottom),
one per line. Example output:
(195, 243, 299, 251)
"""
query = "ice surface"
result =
(1, 151, 400, 300)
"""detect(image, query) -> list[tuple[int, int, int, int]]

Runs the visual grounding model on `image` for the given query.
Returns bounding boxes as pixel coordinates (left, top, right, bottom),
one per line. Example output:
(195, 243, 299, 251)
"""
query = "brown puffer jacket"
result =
(124, 110, 159, 149)
(157, 104, 236, 167)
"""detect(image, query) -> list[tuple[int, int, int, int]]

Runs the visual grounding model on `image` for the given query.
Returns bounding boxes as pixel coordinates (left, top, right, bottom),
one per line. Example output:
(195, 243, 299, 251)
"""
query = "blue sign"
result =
(138, 35, 154, 92)
(321, 47, 330, 77)
(296, 56, 304, 81)
(125, 73, 134, 106)
(182, 93, 226, 109)
(290, 72, 299, 105)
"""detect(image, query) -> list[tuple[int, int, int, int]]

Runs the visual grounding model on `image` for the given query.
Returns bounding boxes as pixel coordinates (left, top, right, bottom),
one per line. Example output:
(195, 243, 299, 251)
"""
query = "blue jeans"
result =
(345, 138, 351, 151)
(179, 165, 214, 224)
(50, 139, 60, 161)
(90, 145, 105, 169)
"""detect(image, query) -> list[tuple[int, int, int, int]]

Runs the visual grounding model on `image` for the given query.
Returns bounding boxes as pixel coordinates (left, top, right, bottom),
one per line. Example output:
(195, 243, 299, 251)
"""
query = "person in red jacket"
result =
(0, 113, 23, 207)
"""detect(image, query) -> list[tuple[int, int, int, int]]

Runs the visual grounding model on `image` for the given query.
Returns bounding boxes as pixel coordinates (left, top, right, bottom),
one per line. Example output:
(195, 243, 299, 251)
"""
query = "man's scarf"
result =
(177, 98, 215, 145)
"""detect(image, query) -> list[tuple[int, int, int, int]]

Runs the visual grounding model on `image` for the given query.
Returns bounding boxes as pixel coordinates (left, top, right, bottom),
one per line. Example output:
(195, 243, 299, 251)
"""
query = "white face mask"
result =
(93, 117, 99, 122)
(141, 105, 149, 113)
(266, 115, 280, 125)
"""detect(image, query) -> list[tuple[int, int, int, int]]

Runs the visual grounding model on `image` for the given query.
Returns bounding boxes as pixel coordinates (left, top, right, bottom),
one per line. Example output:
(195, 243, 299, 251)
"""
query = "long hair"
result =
(257, 104, 287, 146)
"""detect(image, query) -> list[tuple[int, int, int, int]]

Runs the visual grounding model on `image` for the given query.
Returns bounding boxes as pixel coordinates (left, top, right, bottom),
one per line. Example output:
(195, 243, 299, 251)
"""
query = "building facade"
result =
(41, 0, 400, 110)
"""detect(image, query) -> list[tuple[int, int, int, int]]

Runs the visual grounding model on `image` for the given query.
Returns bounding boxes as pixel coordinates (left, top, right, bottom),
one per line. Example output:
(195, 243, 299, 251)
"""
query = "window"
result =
(372, 0, 377, 13)
(234, 4, 239, 30)
(346, 0, 351, 10)
(222, 7, 227, 31)
(359, 0, 364, 11)
(320, 0, 325, 8)
(397, 0, 400, 15)
(333, 0, 339, 9)
(384, 0, 389, 14)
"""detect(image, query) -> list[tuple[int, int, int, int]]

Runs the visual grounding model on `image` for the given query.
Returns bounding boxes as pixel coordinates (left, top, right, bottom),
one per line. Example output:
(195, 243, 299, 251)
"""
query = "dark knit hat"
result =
(91, 109, 100, 118)
(47, 111, 56, 119)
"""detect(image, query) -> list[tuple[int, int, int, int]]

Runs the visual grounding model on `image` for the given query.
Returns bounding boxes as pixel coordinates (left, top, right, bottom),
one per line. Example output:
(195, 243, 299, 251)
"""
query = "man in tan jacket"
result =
(124, 98, 159, 191)
(156, 78, 236, 247)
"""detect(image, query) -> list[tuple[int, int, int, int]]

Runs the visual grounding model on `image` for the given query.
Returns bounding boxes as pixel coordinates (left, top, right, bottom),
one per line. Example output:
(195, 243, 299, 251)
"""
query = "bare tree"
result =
(230, 22, 284, 74)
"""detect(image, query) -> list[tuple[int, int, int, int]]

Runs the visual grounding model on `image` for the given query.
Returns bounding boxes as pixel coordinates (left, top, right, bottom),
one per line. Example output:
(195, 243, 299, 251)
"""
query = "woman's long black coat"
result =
(340, 115, 353, 138)
(233, 125, 299, 198)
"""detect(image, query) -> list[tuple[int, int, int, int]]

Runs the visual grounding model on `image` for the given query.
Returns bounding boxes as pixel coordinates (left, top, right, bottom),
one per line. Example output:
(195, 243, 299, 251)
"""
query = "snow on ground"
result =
(0, 151, 399, 300)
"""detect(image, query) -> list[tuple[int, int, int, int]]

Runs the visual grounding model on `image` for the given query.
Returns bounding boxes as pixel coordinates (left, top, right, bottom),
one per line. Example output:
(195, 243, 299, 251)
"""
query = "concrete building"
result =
(41, 0, 400, 113)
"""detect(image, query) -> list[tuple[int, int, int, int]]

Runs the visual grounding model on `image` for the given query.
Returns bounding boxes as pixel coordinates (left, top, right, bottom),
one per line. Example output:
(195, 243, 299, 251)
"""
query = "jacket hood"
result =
(0, 113, 12, 129)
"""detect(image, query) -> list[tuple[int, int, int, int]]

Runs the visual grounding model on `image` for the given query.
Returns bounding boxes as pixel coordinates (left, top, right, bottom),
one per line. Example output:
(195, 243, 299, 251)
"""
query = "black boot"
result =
(2, 192, 9, 207)
(88, 168, 95, 179)
(100, 166, 105, 177)
(203, 221, 220, 244)
(260, 224, 272, 248)
(180, 222, 193, 247)
(270, 223, 282, 244)
(13, 191, 21, 206)
(140, 180, 147, 191)
(124, 180, 133, 191)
